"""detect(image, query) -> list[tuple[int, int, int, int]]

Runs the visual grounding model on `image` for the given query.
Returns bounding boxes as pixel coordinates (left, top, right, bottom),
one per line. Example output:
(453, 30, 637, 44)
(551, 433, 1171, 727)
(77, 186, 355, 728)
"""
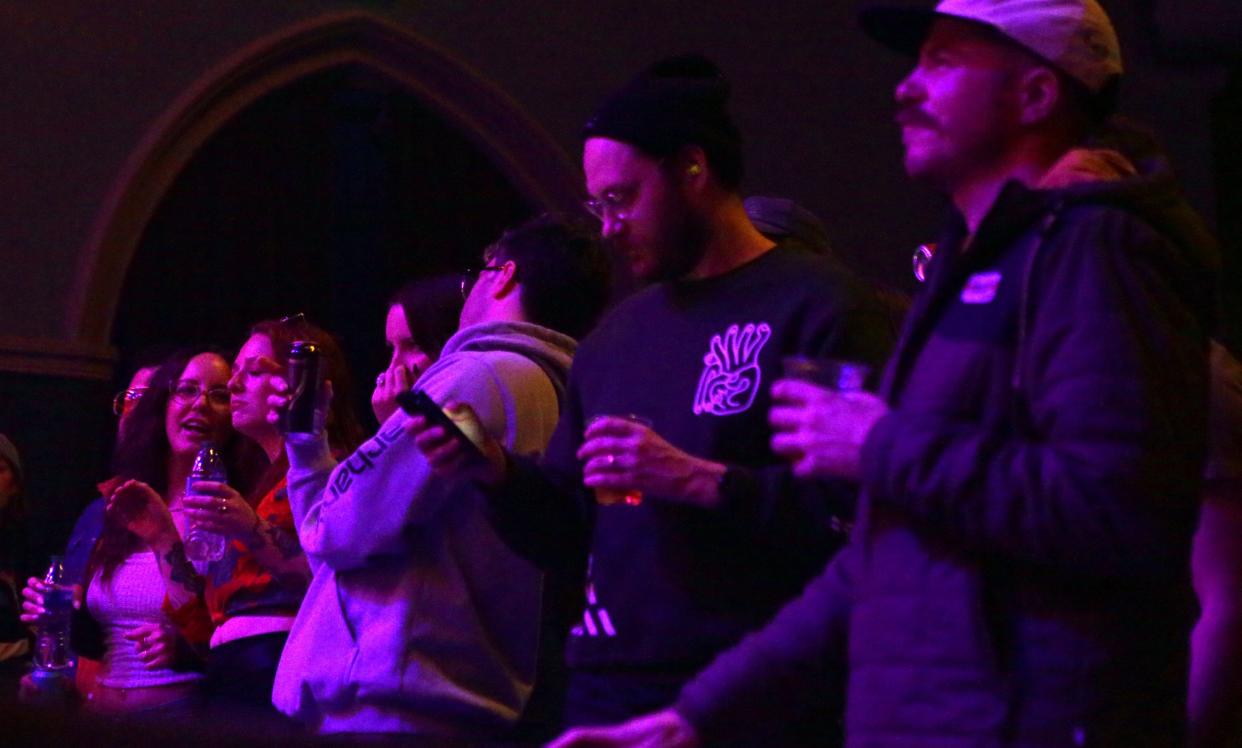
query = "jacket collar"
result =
(880, 180, 1058, 402)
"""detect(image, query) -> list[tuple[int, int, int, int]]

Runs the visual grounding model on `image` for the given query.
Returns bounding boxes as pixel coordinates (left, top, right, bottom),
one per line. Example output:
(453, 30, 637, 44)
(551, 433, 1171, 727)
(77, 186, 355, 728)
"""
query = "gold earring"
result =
(687, 164, 702, 176)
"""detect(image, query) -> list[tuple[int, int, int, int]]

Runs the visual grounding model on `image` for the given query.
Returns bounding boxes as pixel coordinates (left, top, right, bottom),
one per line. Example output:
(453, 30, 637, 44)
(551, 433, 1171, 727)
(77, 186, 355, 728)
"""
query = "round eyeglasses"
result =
(912, 243, 936, 284)
(112, 386, 149, 416)
(583, 188, 636, 223)
(169, 380, 231, 408)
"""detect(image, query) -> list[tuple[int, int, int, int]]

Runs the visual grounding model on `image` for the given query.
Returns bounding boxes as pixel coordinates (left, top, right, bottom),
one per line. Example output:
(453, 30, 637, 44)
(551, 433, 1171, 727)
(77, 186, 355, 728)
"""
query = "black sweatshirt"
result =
(492, 244, 894, 678)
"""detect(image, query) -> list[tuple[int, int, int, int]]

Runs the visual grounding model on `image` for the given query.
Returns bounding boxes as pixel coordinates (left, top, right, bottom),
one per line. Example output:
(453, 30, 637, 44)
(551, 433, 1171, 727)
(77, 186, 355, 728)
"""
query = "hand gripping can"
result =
(283, 340, 322, 435)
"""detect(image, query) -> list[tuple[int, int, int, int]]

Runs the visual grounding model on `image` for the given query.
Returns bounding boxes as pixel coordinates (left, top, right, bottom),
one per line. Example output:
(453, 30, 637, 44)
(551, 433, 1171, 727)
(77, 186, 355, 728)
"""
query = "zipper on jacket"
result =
(1010, 204, 1063, 427)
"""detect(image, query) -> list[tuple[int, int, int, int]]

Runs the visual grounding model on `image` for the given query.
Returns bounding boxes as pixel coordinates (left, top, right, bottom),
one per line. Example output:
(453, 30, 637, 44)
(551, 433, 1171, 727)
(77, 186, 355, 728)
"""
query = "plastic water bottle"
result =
(184, 442, 227, 562)
(33, 556, 74, 675)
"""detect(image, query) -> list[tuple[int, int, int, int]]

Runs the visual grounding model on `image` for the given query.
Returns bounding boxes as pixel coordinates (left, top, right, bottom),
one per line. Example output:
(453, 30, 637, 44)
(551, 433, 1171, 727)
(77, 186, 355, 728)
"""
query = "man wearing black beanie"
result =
(409, 55, 891, 740)
(578, 54, 751, 283)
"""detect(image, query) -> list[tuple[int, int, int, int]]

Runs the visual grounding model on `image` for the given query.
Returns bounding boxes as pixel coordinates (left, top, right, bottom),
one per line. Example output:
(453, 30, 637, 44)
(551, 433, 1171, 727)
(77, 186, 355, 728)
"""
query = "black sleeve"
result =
(675, 543, 855, 743)
(485, 372, 594, 573)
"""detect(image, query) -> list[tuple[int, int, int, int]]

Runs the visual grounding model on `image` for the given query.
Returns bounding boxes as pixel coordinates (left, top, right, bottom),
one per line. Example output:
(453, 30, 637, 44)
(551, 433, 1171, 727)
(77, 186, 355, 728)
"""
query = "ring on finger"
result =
(376, 372, 386, 386)
(218, 498, 228, 514)
(605, 454, 616, 467)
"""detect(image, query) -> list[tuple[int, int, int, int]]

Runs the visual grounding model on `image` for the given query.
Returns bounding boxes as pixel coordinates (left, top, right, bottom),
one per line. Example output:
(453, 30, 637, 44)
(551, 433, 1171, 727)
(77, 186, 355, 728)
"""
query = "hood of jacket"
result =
(1036, 142, 1221, 333)
(1044, 147, 1218, 269)
(440, 320, 577, 405)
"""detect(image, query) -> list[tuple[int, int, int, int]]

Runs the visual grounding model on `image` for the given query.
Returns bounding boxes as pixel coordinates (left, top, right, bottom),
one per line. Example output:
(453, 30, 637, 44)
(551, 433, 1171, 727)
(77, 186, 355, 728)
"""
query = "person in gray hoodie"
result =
(269, 215, 610, 740)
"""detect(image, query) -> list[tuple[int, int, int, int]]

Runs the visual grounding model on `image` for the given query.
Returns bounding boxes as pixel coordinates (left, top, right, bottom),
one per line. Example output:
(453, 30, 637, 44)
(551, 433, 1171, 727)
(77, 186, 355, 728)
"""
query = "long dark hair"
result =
(89, 348, 264, 582)
(390, 275, 462, 360)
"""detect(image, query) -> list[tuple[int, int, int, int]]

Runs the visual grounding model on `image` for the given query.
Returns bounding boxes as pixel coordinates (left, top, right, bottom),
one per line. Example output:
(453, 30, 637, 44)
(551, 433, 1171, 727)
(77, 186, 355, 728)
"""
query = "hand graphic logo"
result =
(693, 322, 772, 416)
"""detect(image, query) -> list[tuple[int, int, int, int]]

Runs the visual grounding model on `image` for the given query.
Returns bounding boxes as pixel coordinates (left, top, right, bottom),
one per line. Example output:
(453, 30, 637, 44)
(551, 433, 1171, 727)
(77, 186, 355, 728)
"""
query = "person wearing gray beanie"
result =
(0, 435, 21, 491)
(0, 433, 31, 662)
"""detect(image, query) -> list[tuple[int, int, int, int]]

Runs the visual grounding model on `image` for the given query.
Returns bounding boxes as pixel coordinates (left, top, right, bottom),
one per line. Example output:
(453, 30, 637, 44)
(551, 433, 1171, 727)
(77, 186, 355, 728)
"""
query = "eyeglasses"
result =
(459, 265, 504, 300)
(583, 187, 637, 223)
(112, 387, 149, 416)
(912, 243, 936, 283)
(169, 380, 231, 408)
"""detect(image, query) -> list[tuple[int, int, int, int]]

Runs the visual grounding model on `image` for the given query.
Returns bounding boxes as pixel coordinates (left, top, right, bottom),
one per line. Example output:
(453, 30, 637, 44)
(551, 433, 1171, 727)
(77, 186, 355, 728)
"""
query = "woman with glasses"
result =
(22, 348, 263, 714)
(177, 316, 363, 713)
(371, 276, 463, 425)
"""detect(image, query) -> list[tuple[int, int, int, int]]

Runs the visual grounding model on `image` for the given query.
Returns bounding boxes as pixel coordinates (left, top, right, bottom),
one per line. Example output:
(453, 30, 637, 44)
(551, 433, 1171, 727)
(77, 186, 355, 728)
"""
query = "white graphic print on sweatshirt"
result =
(693, 322, 772, 416)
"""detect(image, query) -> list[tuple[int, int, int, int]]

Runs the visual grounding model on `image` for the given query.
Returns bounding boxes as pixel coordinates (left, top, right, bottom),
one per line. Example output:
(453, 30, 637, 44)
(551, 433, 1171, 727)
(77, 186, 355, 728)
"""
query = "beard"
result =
(648, 194, 709, 282)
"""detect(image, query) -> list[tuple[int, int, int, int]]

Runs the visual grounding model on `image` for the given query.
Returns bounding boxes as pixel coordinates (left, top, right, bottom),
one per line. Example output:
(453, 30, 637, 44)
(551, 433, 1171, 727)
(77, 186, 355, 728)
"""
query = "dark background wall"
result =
(0, 0, 1238, 559)
(112, 66, 536, 424)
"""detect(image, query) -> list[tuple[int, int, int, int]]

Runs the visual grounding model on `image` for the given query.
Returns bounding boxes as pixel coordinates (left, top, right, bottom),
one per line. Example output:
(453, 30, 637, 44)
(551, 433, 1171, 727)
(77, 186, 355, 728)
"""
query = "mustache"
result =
(895, 108, 938, 130)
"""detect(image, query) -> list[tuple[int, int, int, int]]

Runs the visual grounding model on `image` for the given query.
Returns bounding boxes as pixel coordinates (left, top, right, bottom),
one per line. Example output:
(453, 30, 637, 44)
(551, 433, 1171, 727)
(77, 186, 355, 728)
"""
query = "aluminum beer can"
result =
(284, 340, 322, 434)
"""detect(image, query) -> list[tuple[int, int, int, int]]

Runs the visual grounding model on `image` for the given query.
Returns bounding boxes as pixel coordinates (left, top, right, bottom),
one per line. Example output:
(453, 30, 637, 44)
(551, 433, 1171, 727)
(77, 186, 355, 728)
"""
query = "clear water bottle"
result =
(33, 556, 74, 673)
(184, 442, 227, 562)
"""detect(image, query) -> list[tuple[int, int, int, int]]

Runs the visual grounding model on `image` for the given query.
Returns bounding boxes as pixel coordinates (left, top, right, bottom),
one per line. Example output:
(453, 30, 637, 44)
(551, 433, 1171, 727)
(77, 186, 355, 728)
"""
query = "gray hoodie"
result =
(273, 320, 575, 738)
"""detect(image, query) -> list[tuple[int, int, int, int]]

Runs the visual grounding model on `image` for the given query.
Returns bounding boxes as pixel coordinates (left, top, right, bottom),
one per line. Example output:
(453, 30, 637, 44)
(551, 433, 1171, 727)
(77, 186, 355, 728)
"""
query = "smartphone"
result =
(395, 390, 484, 458)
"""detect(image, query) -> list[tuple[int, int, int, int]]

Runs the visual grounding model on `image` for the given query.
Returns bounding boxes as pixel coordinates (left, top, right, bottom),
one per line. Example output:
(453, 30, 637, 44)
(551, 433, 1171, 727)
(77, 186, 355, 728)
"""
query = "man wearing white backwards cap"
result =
(551, 1, 1219, 746)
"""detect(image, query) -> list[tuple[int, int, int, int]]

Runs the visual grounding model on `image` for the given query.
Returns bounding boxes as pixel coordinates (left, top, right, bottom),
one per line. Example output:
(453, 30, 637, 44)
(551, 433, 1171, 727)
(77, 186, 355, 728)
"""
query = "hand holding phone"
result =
(396, 390, 484, 458)
(398, 390, 506, 485)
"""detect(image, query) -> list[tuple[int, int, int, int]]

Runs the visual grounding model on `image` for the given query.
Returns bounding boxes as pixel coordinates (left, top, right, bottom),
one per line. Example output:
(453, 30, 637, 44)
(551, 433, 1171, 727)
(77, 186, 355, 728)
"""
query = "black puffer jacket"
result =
(678, 153, 1218, 747)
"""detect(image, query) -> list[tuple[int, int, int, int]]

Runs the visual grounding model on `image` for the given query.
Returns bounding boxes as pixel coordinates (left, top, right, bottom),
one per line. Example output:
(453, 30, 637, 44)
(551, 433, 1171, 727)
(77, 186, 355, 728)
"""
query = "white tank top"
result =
(86, 551, 204, 689)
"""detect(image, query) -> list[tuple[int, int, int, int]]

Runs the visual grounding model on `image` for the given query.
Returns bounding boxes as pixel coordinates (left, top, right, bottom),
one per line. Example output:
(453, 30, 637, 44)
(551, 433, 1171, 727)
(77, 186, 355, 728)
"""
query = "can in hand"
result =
(283, 340, 322, 434)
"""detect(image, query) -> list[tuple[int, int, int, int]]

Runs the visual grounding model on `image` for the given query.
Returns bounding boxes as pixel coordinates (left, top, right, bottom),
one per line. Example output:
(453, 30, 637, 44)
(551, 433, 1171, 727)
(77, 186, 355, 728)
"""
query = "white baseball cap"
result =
(860, 0, 1123, 94)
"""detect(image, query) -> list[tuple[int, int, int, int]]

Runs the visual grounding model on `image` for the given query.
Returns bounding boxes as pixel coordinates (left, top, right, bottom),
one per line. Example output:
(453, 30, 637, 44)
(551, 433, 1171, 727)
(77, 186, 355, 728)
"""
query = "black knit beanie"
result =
(582, 54, 743, 187)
